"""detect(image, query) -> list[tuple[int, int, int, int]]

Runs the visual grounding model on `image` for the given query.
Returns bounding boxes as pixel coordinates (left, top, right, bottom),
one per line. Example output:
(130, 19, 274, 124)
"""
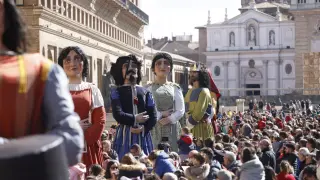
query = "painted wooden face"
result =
(154, 58, 171, 77)
(62, 50, 84, 79)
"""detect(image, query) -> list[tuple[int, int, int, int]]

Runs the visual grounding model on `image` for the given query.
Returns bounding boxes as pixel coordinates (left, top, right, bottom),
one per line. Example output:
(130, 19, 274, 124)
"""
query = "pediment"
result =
(224, 10, 276, 25)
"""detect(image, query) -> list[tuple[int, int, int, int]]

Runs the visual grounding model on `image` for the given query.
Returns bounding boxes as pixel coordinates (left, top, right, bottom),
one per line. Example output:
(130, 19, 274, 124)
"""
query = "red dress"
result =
(69, 82, 106, 170)
(0, 54, 52, 138)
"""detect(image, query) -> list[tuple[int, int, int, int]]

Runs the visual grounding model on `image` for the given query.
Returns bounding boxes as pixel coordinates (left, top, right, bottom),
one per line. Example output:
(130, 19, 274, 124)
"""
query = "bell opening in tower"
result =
(246, 84, 260, 96)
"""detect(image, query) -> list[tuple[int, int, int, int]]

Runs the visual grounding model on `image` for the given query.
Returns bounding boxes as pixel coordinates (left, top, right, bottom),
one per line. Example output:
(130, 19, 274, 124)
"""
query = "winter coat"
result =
(177, 134, 195, 155)
(118, 163, 145, 180)
(154, 151, 176, 178)
(259, 148, 276, 170)
(239, 158, 265, 180)
(185, 164, 210, 180)
(226, 160, 241, 175)
(206, 160, 222, 180)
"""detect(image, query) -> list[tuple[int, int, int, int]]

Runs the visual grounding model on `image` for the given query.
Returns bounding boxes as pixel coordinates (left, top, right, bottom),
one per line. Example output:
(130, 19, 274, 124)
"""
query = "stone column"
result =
(274, 59, 283, 95)
(263, 60, 268, 96)
(234, 60, 240, 96)
(223, 61, 229, 96)
(236, 99, 245, 112)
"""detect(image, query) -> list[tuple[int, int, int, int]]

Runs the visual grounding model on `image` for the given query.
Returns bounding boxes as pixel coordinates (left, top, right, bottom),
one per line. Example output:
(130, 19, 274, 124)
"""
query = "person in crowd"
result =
(297, 147, 309, 175)
(110, 55, 157, 160)
(302, 165, 317, 180)
(217, 169, 233, 180)
(104, 160, 119, 180)
(169, 152, 181, 170)
(276, 161, 295, 180)
(87, 164, 106, 180)
(185, 62, 215, 140)
(118, 153, 146, 179)
(0, 0, 83, 168)
(130, 144, 148, 163)
(102, 140, 119, 161)
(195, 139, 204, 151)
(148, 150, 176, 178)
(177, 127, 195, 161)
(200, 147, 222, 179)
(306, 137, 318, 154)
(281, 142, 298, 176)
(69, 163, 87, 180)
(58, 46, 106, 171)
(264, 166, 277, 180)
(223, 151, 241, 175)
(238, 147, 265, 180)
(259, 139, 276, 170)
(146, 53, 185, 152)
(185, 153, 210, 180)
(162, 173, 178, 180)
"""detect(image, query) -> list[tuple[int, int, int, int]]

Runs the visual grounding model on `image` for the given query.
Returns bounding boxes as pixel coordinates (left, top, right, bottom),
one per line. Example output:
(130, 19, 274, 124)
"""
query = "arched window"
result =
(229, 32, 235, 47)
(269, 30, 275, 46)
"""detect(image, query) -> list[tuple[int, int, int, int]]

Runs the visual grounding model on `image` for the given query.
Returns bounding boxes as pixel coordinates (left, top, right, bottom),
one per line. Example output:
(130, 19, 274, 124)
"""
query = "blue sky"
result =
(140, 0, 242, 42)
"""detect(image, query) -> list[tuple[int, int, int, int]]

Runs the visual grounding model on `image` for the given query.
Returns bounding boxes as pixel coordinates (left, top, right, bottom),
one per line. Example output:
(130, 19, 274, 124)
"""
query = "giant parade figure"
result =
(185, 63, 216, 140)
(110, 55, 157, 160)
(58, 46, 106, 172)
(146, 52, 185, 152)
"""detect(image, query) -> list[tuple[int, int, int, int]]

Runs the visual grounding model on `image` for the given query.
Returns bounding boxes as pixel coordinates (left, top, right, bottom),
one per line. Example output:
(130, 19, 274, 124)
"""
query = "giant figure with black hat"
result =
(184, 63, 216, 140)
(110, 54, 157, 160)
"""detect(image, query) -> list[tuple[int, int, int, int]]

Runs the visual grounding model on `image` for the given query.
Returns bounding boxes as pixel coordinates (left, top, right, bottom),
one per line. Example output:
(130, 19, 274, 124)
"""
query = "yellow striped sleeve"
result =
(41, 60, 53, 81)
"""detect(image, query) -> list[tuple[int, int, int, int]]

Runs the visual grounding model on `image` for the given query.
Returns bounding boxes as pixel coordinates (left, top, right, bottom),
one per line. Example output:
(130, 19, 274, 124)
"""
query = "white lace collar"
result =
(69, 82, 91, 91)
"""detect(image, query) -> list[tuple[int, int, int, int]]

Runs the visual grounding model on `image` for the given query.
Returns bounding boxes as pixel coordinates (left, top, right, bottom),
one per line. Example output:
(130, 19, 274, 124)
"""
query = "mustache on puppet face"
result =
(126, 71, 138, 84)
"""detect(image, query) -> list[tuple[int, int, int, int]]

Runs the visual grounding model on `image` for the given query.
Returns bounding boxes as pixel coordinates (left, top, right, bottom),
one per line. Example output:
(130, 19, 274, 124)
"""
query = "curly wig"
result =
(198, 69, 210, 88)
(110, 54, 142, 86)
(151, 52, 173, 74)
(57, 46, 88, 79)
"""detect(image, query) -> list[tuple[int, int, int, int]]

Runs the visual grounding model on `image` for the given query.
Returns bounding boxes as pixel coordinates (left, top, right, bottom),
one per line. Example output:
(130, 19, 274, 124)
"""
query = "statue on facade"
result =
(101, 55, 115, 113)
(269, 31, 275, 45)
(248, 26, 256, 46)
(230, 32, 235, 47)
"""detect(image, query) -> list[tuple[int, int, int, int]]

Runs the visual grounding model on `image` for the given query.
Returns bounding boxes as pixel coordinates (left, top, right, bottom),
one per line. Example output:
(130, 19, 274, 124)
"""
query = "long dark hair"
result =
(110, 54, 142, 86)
(57, 46, 89, 79)
(104, 160, 119, 179)
(3, 0, 27, 53)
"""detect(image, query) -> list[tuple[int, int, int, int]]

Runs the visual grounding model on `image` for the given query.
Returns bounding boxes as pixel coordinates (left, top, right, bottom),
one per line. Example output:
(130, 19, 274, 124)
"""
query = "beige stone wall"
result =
(18, 7, 40, 53)
(303, 52, 320, 95)
(291, 10, 320, 89)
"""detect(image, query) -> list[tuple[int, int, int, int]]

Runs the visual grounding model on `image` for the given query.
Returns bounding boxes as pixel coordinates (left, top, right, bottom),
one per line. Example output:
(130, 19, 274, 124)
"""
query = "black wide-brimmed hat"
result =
(0, 135, 69, 180)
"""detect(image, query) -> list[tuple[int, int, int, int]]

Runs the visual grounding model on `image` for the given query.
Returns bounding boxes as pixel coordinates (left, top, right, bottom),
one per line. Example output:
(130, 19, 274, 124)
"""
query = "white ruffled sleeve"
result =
(167, 85, 185, 124)
(90, 85, 104, 109)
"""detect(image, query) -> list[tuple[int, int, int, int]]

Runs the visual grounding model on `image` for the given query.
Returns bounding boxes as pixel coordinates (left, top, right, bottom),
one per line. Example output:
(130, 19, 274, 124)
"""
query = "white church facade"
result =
(203, 3, 295, 97)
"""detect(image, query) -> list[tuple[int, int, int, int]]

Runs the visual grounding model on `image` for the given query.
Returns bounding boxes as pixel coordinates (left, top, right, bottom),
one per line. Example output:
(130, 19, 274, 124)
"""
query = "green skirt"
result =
(191, 122, 213, 140)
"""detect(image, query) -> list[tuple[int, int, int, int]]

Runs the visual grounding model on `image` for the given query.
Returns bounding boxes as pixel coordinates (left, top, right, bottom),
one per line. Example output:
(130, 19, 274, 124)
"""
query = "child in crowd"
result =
(177, 127, 195, 161)
(195, 139, 204, 151)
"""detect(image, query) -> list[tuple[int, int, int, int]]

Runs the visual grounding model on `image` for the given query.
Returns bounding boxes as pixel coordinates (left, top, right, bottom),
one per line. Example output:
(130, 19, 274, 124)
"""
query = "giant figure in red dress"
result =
(58, 46, 106, 170)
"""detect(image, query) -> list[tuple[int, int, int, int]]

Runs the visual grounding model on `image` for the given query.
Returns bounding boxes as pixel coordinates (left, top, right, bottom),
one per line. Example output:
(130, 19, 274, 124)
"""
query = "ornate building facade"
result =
(289, 0, 320, 94)
(15, 0, 148, 91)
(198, 1, 295, 97)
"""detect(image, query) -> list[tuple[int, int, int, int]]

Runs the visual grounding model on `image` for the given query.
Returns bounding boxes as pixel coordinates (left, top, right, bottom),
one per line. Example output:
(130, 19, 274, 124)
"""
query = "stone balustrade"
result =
(38, 0, 141, 50)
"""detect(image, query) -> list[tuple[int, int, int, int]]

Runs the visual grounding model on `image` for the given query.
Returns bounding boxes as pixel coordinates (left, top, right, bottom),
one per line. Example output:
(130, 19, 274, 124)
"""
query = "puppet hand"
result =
(136, 112, 149, 123)
(81, 123, 91, 130)
(131, 126, 144, 134)
(159, 117, 171, 126)
(161, 110, 173, 118)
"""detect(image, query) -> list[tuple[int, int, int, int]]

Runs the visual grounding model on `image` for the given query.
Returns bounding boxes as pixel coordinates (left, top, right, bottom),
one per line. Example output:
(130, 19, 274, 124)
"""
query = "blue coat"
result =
(154, 151, 176, 178)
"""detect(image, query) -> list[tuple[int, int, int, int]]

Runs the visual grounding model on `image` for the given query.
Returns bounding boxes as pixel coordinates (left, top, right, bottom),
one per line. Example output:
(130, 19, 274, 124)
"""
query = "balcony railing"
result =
(37, 0, 142, 50)
(127, 1, 149, 25)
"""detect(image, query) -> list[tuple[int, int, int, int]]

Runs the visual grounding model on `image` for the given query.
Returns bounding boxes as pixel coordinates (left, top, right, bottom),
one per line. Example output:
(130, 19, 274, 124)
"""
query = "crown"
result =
(190, 62, 207, 71)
